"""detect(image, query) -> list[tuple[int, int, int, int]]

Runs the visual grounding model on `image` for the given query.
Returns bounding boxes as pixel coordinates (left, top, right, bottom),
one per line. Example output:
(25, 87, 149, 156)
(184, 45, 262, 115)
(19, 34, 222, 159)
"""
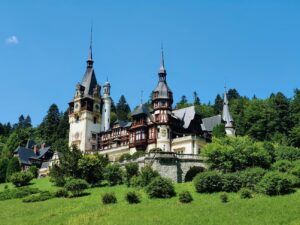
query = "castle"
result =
(68, 41, 235, 165)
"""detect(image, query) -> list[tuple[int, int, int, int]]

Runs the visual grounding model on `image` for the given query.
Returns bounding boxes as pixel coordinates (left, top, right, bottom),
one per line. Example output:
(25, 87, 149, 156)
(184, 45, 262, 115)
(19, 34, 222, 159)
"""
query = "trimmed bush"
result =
(0, 187, 39, 201)
(124, 163, 139, 186)
(105, 164, 123, 186)
(239, 188, 253, 199)
(271, 160, 293, 173)
(275, 146, 300, 161)
(49, 164, 66, 187)
(220, 193, 229, 203)
(139, 166, 159, 187)
(238, 167, 266, 190)
(222, 173, 242, 192)
(10, 171, 33, 187)
(125, 191, 140, 204)
(179, 191, 193, 203)
(54, 188, 69, 198)
(64, 178, 88, 197)
(257, 171, 294, 195)
(146, 177, 176, 199)
(22, 191, 54, 203)
(102, 193, 117, 204)
(131, 151, 146, 160)
(194, 171, 223, 193)
(119, 153, 132, 162)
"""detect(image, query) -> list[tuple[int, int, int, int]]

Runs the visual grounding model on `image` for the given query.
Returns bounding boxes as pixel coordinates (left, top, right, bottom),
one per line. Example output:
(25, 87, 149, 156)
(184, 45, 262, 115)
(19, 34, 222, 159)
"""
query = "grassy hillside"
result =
(1, 178, 300, 225)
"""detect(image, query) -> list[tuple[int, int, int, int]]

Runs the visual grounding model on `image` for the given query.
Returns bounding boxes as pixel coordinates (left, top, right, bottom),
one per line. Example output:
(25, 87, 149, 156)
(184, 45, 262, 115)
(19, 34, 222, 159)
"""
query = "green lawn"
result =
(1, 178, 300, 225)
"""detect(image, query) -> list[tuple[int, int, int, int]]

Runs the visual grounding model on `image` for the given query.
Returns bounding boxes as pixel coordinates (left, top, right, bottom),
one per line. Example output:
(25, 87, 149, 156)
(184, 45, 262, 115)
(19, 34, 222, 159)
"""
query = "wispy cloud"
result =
(6, 35, 19, 44)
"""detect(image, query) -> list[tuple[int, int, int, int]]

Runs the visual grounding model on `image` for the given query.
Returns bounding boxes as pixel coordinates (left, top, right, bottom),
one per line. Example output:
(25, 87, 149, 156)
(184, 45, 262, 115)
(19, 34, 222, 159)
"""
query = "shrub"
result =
(105, 164, 123, 186)
(22, 191, 54, 203)
(10, 171, 33, 187)
(78, 154, 108, 184)
(239, 188, 253, 199)
(146, 177, 176, 199)
(64, 178, 89, 197)
(257, 171, 295, 195)
(291, 164, 300, 178)
(0, 158, 9, 183)
(0, 187, 39, 201)
(194, 171, 223, 193)
(54, 188, 69, 198)
(124, 163, 139, 186)
(130, 175, 143, 188)
(271, 160, 293, 173)
(102, 193, 117, 204)
(28, 166, 39, 178)
(6, 157, 21, 181)
(275, 146, 300, 161)
(179, 191, 193, 203)
(139, 166, 160, 187)
(119, 153, 132, 162)
(222, 173, 242, 192)
(131, 151, 146, 160)
(49, 164, 66, 187)
(220, 193, 229, 203)
(238, 167, 266, 190)
(125, 191, 140, 204)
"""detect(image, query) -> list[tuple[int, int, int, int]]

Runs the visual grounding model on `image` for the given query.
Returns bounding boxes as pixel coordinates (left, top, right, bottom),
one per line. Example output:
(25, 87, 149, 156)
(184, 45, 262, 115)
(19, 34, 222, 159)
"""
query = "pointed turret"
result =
(222, 90, 235, 136)
(86, 27, 94, 68)
(159, 46, 166, 75)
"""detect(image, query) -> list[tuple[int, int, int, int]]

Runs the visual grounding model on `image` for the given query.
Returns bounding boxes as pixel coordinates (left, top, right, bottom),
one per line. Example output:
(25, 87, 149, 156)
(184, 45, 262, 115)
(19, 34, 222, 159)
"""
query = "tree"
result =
(59, 145, 82, 178)
(212, 124, 225, 138)
(6, 157, 21, 181)
(105, 164, 123, 186)
(175, 95, 191, 109)
(116, 95, 131, 121)
(78, 154, 108, 184)
(24, 115, 32, 128)
(57, 110, 69, 140)
(124, 162, 139, 186)
(39, 104, 61, 145)
(0, 158, 9, 183)
(213, 94, 223, 114)
(65, 178, 89, 197)
(193, 91, 200, 105)
(227, 89, 240, 102)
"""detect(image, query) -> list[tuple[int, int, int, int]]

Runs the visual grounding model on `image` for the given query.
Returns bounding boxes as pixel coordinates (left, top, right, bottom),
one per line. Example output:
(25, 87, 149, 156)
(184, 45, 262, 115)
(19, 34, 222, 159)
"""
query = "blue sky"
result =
(1, 0, 300, 126)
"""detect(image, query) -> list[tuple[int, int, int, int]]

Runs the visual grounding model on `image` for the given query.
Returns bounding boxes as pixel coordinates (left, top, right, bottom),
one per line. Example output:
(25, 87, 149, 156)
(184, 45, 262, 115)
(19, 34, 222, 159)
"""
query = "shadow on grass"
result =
(69, 192, 91, 198)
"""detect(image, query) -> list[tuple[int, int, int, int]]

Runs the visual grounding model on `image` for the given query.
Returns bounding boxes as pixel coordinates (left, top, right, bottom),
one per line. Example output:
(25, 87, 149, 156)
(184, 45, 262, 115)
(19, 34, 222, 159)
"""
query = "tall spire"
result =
(222, 89, 233, 128)
(159, 43, 166, 74)
(87, 25, 94, 68)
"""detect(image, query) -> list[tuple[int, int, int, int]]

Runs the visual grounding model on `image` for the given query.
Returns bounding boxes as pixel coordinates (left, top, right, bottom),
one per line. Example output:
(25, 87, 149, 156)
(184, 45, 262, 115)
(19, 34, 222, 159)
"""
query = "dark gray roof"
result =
(172, 106, 196, 129)
(25, 139, 36, 149)
(131, 104, 150, 117)
(81, 67, 98, 96)
(15, 146, 52, 165)
(201, 115, 222, 132)
(113, 119, 132, 128)
(153, 81, 172, 99)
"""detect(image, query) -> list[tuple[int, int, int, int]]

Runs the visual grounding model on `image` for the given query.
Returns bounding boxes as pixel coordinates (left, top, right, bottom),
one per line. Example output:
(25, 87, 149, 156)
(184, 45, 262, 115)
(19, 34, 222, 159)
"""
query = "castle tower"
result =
(151, 47, 173, 152)
(101, 80, 111, 132)
(222, 90, 235, 136)
(68, 36, 101, 152)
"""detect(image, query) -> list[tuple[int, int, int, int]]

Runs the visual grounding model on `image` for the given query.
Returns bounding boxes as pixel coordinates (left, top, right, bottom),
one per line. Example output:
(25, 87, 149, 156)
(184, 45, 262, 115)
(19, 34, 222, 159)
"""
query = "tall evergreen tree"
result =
(0, 157, 9, 183)
(213, 94, 223, 114)
(176, 95, 190, 109)
(116, 95, 131, 121)
(227, 89, 240, 101)
(6, 157, 21, 181)
(39, 104, 61, 145)
(193, 91, 201, 105)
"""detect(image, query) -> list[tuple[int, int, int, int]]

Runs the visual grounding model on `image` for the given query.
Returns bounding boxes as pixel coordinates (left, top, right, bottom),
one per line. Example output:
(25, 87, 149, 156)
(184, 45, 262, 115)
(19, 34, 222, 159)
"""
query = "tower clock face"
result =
(75, 103, 79, 109)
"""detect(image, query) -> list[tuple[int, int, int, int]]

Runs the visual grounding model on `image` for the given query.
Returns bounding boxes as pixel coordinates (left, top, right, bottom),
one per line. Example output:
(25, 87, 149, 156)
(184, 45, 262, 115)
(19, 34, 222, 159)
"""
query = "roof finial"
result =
(87, 23, 94, 67)
(159, 42, 166, 74)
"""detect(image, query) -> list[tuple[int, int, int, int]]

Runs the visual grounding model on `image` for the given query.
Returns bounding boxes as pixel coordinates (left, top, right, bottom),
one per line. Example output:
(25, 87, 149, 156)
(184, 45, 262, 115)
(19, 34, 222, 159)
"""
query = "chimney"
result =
(41, 143, 46, 149)
(34, 145, 39, 155)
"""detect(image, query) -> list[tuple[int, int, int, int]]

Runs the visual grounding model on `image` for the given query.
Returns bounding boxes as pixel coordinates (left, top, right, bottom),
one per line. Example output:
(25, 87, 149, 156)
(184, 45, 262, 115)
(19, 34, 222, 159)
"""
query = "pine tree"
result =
(0, 158, 9, 183)
(116, 95, 131, 121)
(193, 91, 201, 105)
(39, 104, 61, 145)
(214, 94, 223, 114)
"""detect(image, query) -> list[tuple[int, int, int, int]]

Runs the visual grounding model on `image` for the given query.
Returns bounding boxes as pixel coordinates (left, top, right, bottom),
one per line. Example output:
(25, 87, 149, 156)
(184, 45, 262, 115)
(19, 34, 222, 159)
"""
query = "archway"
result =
(184, 166, 205, 182)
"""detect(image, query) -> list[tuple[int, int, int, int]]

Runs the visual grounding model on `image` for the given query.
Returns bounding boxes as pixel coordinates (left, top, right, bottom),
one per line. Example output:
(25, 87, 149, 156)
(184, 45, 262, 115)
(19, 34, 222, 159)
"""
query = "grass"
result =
(1, 178, 300, 225)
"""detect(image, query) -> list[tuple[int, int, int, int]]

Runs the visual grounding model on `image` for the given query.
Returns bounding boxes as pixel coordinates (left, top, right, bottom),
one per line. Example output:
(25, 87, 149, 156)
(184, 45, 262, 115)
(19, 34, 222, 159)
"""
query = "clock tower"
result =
(68, 40, 101, 152)
(151, 47, 173, 152)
